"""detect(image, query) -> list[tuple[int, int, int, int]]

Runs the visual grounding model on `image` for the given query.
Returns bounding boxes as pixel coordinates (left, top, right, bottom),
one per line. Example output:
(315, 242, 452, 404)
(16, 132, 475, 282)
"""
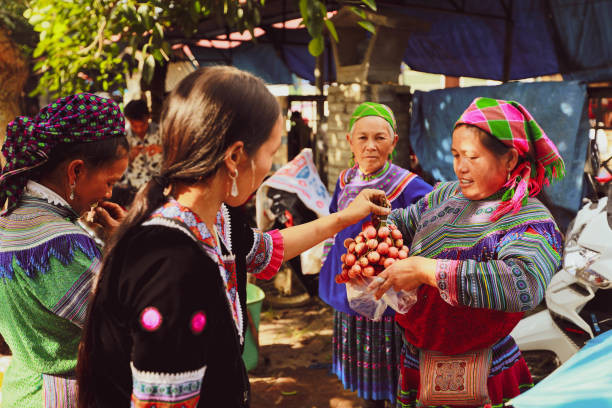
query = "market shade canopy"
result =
(178, 0, 612, 84)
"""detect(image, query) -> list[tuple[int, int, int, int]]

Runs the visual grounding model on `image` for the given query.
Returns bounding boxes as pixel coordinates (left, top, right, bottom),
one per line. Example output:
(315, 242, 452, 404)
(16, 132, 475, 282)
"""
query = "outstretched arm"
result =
(280, 189, 391, 261)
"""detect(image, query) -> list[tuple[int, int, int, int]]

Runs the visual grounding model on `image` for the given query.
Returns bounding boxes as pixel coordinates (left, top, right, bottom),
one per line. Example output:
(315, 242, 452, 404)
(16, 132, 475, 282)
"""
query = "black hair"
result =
(123, 99, 150, 121)
(77, 66, 280, 407)
(29, 137, 129, 182)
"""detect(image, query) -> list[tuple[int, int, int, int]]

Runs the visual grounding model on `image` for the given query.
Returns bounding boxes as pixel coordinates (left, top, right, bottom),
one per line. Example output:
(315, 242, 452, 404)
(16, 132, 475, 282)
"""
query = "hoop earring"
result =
(229, 169, 239, 197)
(69, 183, 76, 200)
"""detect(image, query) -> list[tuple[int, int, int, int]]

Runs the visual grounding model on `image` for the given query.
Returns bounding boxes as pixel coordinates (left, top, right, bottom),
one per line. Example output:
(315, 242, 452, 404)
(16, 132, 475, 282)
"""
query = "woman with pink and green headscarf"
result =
(0, 94, 128, 407)
(369, 97, 565, 407)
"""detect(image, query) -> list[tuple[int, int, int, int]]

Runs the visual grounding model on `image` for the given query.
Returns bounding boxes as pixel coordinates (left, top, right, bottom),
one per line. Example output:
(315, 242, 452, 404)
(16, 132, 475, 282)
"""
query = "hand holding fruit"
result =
(335, 221, 409, 284)
(369, 256, 438, 300)
(338, 189, 391, 228)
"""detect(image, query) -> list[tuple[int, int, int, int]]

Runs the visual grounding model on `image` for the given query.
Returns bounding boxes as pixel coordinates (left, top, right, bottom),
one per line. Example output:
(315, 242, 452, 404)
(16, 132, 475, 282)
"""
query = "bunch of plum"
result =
(335, 221, 407, 284)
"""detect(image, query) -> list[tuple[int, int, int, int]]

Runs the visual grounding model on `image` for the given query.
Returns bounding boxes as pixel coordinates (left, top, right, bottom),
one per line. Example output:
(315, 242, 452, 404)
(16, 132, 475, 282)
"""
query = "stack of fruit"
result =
(335, 221, 407, 284)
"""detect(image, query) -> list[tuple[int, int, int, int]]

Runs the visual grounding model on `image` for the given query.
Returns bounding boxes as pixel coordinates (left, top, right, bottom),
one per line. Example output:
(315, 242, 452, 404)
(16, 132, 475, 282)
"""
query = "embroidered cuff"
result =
(436, 259, 459, 306)
(320, 237, 335, 266)
(247, 229, 284, 280)
(130, 362, 206, 407)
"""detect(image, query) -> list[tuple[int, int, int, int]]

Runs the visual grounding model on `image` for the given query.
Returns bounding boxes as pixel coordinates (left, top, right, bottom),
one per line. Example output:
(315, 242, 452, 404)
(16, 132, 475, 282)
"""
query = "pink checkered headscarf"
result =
(455, 97, 565, 221)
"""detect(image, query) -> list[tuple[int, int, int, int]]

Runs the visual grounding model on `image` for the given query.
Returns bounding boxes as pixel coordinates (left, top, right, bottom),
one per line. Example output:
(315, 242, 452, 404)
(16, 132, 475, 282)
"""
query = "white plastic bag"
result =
(346, 276, 418, 321)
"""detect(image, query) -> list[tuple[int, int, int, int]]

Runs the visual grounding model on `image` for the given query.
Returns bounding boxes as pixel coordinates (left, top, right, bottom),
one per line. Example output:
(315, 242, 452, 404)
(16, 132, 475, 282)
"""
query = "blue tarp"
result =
(409, 81, 590, 218)
(511, 330, 612, 408)
(191, 1, 612, 83)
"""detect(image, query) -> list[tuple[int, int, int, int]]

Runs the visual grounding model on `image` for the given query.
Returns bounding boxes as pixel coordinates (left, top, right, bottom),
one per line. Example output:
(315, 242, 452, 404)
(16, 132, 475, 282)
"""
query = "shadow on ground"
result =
(249, 299, 369, 408)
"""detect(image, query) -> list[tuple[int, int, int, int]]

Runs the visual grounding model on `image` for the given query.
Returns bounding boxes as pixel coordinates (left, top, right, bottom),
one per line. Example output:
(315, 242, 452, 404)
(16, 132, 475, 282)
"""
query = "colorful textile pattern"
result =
(333, 311, 402, 402)
(122, 122, 162, 189)
(337, 163, 419, 211)
(50, 257, 100, 328)
(42, 374, 78, 408)
(1, 93, 126, 209)
(0, 195, 100, 407)
(246, 228, 284, 280)
(130, 363, 205, 408)
(0, 197, 100, 279)
(150, 200, 283, 345)
(418, 348, 492, 406)
(389, 181, 561, 353)
(349, 102, 397, 133)
(396, 337, 533, 408)
(386, 180, 560, 406)
(455, 97, 565, 220)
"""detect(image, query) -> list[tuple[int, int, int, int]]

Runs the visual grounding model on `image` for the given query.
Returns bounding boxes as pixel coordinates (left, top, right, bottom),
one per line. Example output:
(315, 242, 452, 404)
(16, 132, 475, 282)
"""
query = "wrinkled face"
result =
(451, 126, 510, 200)
(225, 115, 283, 207)
(72, 153, 128, 214)
(346, 116, 397, 175)
(128, 118, 149, 138)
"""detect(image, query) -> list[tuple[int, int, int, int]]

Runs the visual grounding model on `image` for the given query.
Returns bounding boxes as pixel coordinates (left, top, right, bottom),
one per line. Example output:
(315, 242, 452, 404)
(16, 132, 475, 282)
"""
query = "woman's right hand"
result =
(338, 189, 391, 227)
(368, 256, 437, 299)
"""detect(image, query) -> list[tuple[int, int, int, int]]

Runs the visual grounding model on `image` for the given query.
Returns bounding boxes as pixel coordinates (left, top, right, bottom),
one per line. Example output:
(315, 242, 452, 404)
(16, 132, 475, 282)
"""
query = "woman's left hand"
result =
(369, 256, 437, 300)
(339, 188, 391, 226)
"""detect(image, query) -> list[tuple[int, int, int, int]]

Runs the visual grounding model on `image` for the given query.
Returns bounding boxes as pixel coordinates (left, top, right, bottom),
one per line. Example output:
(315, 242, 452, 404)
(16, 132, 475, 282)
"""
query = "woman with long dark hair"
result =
(77, 66, 390, 408)
(0, 93, 128, 407)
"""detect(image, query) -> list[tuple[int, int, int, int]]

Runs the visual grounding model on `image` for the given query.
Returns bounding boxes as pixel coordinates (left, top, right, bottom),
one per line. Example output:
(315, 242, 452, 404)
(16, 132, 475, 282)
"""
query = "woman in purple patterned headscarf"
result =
(0, 93, 128, 407)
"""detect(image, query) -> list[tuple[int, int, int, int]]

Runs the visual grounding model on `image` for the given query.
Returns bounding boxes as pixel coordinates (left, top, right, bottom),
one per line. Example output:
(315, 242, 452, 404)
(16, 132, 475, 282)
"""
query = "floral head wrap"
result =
(1, 93, 126, 210)
(455, 97, 565, 220)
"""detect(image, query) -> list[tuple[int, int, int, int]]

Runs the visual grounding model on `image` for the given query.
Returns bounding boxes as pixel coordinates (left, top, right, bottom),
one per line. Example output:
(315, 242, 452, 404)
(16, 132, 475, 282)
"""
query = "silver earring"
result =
(230, 169, 239, 197)
(69, 183, 75, 200)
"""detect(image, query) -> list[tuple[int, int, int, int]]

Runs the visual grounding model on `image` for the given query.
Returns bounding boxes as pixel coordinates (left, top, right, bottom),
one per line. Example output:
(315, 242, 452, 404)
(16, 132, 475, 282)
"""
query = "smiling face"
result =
(72, 152, 128, 214)
(346, 116, 398, 175)
(451, 125, 518, 200)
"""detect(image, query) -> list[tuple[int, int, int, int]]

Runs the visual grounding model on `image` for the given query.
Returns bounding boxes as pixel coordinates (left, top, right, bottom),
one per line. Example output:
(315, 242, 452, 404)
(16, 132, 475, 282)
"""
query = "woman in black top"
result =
(77, 66, 389, 408)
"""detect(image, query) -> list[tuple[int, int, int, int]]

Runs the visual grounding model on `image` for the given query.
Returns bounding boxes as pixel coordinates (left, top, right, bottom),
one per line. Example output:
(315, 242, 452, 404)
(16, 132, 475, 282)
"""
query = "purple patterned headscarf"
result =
(1, 93, 126, 209)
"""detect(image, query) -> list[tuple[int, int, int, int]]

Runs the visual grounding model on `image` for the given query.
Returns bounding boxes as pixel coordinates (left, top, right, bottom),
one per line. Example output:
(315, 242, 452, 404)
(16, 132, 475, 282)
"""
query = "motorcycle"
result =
(511, 164, 612, 382)
(254, 148, 331, 306)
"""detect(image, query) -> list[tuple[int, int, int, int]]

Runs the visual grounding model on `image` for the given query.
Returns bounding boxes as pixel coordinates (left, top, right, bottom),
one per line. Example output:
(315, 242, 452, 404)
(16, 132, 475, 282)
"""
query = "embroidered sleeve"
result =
(131, 363, 206, 408)
(448, 224, 562, 312)
(246, 229, 284, 280)
(49, 257, 100, 328)
(27, 243, 101, 329)
(387, 202, 421, 243)
(129, 251, 219, 407)
(320, 237, 335, 266)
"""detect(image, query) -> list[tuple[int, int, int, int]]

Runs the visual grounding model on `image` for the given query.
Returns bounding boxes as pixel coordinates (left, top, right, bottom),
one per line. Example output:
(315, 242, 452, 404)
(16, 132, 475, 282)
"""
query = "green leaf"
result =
(142, 53, 155, 84)
(324, 19, 338, 42)
(350, 6, 366, 19)
(308, 35, 324, 56)
(361, 0, 377, 11)
(357, 20, 376, 34)
(154, 22, 164, 41)
(299, 0, 309, 24)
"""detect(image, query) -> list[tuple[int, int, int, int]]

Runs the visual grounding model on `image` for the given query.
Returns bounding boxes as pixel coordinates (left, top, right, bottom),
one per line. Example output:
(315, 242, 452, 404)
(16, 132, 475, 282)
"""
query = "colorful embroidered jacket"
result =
(85, 200, 283, 408)
(319, 162, 432, 316)
(388, 181, 563, 355)
(0, 193, 100, 407)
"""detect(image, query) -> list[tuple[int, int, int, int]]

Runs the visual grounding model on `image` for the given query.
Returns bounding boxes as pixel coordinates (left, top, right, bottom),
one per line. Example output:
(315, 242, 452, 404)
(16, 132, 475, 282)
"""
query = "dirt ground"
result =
(249, 297, 372, 408)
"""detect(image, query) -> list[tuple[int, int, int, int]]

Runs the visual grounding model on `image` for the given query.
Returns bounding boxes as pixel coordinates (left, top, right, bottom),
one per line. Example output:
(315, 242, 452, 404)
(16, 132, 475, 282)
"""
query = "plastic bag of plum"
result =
(336, 197, 417, 321)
